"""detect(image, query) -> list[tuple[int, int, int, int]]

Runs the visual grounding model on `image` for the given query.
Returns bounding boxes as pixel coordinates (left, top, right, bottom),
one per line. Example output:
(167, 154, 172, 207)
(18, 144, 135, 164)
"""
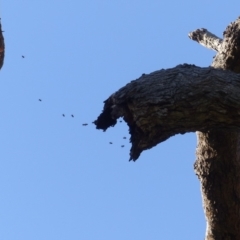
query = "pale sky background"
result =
(0, 1, 239, 240)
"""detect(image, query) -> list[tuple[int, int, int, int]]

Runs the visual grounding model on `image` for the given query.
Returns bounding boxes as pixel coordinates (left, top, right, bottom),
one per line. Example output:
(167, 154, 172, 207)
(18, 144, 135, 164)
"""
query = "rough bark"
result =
(94, 65, 240, 161)
(94, 17, 240, 239)
(192, 18, 240, 239)
(0, 19, 4, 70)
(195, 130, 240, 239)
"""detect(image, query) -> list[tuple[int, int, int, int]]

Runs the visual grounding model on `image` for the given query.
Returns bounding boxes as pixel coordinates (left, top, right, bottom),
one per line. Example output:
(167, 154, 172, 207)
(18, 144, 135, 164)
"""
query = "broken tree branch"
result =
(190, 16, 240, 239)
(0, 19, 5, 70)
(189, 17, 240, 72)
(94, 64, 240, 161)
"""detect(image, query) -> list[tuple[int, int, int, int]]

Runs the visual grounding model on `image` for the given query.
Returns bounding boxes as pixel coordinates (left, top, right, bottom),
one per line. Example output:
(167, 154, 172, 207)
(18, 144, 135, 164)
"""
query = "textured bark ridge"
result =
(195, 130, 240, 239)
(94, 16, 240, 239)
(189, 28, 222, 51)
(0, 19, 5, 70)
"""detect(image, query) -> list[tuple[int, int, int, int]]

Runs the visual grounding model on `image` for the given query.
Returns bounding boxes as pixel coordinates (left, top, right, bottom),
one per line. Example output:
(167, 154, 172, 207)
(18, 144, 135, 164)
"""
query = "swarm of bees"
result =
(36, 82, 127, 148)
(15, 9, 129, 151)
(22, 52, 128, 149)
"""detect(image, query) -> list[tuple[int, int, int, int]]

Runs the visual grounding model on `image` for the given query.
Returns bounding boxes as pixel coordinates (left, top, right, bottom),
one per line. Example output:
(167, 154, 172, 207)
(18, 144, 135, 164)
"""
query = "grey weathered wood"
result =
(188, 28, 222, 52)
(211, 18, 240, 72)
(94, 65, 240, 161)
(94, 16, 240, 240)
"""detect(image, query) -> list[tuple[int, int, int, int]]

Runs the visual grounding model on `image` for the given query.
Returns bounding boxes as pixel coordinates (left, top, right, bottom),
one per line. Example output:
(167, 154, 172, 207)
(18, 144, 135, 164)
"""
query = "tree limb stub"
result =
(94, 64, 240, 161)
(188, 28, 222, 52)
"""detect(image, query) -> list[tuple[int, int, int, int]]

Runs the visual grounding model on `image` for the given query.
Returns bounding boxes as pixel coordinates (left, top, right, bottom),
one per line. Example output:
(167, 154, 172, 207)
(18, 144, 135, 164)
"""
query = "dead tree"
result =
(94, 17, 240, 239)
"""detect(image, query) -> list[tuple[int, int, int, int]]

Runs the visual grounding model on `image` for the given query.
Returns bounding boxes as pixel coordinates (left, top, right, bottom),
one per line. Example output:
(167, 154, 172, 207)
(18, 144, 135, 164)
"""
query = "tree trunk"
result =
(0, 19, 5, 70)
(195, 130, 240, 239)
(94, 17, 240, 239)
(191, 18, 240, 239)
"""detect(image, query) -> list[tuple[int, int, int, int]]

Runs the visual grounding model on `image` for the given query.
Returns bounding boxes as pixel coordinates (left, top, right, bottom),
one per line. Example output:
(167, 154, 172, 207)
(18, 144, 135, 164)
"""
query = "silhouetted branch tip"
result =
(93, 98, 118, 131)
(0, 20, 5, 70)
